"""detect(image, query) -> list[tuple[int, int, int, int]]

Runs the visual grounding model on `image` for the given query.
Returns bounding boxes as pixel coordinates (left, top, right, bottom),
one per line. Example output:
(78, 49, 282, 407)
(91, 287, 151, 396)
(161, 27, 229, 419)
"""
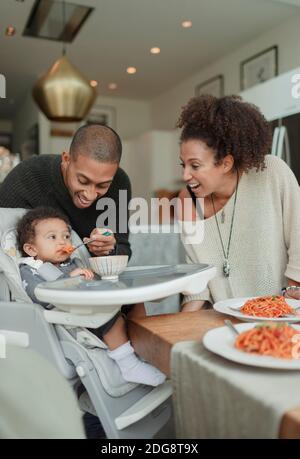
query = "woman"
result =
(176, 94, 300, 312)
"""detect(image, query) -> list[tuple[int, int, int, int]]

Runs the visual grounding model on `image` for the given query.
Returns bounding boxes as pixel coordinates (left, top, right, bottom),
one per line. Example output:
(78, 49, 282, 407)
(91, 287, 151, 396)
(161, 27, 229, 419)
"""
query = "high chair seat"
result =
(0, 207, 173, 439)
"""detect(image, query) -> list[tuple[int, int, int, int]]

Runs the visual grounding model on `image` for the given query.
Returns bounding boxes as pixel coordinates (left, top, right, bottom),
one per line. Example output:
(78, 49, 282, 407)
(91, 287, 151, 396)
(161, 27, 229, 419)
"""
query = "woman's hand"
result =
(284, 279, 300, 300)
(181, 300, 206, 312)
(85, 228, 116, 256)
(284, 287, 300, 300)
(69, 268, 94, 280)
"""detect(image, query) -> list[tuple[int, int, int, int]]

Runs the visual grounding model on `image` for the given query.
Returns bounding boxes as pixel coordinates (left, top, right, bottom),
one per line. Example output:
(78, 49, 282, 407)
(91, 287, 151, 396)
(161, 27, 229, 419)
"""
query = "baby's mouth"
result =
(58, 246, 75, 255)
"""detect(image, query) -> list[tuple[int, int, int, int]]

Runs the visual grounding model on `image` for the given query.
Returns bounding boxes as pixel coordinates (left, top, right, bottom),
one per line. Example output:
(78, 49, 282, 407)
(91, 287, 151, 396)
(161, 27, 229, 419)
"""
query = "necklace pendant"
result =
(221, 209, 225, 224)
(223, 259, 230, 277)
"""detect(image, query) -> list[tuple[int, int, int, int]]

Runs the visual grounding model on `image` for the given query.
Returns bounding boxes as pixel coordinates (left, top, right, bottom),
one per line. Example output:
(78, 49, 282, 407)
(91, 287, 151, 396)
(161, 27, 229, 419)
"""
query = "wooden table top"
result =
(128, 309, 235, 375)
(128, 309, 300, 439)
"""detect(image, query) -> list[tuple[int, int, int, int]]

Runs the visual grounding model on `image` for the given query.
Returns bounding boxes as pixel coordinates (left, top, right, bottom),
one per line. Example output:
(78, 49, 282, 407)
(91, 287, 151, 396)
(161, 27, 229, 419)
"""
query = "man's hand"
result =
(69, 268, 94, 280)
(85, 228, 116, 256)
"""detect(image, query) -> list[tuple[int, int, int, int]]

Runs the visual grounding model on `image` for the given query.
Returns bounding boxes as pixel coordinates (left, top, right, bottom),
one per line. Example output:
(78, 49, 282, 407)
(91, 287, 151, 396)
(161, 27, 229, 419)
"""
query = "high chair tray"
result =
(35, 263, 216, 314)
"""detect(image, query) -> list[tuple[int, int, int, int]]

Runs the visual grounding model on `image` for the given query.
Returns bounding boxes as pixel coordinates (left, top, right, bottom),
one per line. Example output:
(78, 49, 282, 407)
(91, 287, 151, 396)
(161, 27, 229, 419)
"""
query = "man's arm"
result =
(0, 161, 32, 208)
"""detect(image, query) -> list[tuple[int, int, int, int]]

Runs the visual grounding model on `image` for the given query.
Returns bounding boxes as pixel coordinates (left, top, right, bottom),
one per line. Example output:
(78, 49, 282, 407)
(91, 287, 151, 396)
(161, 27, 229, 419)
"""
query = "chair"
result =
(0, 208, 172, 439)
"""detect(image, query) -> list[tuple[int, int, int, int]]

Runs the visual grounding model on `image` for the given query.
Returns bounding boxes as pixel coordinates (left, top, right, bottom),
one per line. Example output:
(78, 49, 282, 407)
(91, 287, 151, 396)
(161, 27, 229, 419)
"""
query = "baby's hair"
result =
(17, 207, 70, 256)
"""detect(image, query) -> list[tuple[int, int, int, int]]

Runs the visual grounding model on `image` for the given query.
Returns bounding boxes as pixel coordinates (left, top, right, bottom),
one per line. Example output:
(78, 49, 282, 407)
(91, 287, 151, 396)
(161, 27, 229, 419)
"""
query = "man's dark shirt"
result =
(0, 155, 131, 258)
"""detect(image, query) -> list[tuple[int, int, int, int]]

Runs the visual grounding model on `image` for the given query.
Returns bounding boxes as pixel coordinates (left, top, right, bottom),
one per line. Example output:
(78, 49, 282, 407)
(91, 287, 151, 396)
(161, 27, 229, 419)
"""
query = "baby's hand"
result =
(69, 268, 94, 280)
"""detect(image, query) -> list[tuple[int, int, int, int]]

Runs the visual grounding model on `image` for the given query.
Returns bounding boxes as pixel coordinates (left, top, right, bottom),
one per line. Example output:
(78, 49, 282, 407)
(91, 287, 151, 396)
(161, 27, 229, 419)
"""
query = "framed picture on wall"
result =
(195, 74, 224, 98)
(240, 45, 278, 91)
(86, 105, 116, 129)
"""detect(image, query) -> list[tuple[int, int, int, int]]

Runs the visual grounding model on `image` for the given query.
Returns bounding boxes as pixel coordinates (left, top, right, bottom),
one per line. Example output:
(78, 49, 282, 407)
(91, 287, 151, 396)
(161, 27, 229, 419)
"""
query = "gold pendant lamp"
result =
(32, 1, 96, 122)
(32, 55, 96, 122)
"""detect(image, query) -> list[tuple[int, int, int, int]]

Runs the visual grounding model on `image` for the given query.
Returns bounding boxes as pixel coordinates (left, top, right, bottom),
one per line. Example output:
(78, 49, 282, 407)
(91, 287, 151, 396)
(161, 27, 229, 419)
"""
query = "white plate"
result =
(203, 323, 300, 370)
(213, 297, 300, 323)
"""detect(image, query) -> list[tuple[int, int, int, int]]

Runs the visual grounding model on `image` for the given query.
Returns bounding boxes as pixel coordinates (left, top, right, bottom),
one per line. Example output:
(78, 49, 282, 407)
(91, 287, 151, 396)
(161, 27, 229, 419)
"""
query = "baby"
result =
(17, 207, 166, 387)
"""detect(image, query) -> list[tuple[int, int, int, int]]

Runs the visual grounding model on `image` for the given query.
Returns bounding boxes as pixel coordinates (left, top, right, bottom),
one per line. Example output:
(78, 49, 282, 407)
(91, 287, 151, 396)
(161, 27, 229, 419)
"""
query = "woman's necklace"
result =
(210, 172, 239, 277)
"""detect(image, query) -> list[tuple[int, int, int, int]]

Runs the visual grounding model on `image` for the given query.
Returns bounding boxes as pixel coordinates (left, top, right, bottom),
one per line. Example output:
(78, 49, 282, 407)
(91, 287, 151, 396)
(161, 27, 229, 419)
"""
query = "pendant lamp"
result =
(32, 1, 96, 122)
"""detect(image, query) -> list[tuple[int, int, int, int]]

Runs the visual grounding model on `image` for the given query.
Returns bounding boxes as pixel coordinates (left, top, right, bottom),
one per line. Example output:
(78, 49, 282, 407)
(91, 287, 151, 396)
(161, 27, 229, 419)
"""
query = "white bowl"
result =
(89, 255, 128, 280)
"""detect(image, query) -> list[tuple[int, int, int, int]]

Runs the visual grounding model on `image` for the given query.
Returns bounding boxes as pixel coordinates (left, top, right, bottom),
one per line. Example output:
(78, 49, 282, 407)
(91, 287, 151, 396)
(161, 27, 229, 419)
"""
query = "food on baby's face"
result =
(60, 245, 75, 255)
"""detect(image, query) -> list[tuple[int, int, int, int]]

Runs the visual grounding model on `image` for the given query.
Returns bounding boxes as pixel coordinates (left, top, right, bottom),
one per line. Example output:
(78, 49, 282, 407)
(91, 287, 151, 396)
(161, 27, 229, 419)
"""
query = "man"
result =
(0, 124, 131, 258)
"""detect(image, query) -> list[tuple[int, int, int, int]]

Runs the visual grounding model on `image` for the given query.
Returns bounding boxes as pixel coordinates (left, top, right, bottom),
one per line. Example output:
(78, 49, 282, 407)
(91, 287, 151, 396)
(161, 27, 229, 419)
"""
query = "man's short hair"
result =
(69, 124, 122, 163)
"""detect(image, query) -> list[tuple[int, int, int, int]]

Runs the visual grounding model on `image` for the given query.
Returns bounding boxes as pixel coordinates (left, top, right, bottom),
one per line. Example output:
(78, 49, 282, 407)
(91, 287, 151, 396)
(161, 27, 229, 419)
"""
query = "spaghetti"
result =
(240, 295, 295, 318)
(235, 323, 300, 359)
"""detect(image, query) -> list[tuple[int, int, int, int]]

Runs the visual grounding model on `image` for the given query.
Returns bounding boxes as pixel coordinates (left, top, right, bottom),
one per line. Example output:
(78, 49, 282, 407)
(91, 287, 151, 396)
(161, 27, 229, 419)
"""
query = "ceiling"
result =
(0, 0, 300, 118)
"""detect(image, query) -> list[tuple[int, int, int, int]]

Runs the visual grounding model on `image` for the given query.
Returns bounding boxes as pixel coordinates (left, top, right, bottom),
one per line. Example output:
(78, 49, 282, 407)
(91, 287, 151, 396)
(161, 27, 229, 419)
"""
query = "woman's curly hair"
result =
(176, 94, 272, 172)
(17, 207, 70, 256)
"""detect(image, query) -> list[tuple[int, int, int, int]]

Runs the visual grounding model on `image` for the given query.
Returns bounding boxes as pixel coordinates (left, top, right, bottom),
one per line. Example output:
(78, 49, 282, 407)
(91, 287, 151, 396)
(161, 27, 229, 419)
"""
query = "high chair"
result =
(0, 207, 216, 439)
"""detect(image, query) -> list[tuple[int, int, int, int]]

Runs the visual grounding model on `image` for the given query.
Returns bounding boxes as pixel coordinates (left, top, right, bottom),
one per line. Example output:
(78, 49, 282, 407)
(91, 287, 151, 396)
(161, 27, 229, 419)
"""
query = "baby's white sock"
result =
(107, 341, 166, 387)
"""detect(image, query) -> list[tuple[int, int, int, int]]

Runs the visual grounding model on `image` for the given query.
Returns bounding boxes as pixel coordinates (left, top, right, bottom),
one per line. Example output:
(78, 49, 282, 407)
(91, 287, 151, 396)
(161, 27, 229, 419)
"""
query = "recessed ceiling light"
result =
(108, 83, 118, 90)
(150, 47, 161, 54)
(127, 67, 137, 74)
(182, 20, 192, 28)
(5, 26, 16, 36)
(90, 80, 98, 88)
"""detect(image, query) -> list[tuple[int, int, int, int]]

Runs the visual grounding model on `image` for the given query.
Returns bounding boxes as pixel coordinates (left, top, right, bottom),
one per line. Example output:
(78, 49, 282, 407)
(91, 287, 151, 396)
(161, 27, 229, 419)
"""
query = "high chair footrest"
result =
(114, 381, 172, 430)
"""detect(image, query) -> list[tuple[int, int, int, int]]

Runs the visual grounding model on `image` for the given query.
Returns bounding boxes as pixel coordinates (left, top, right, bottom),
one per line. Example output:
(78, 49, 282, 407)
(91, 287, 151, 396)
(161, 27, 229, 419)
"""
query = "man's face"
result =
(61, 152, 118, 209)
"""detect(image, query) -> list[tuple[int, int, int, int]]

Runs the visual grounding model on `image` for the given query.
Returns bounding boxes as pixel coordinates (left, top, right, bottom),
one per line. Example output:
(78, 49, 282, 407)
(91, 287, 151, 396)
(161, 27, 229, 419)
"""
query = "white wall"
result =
(12, 91, 39, 155)
(151, 13, 300, 130)
(95, 95, 151, 141)
(38, 95, 152, 156)
(12, 92, 152, 157)
(121, 130, 182, 201)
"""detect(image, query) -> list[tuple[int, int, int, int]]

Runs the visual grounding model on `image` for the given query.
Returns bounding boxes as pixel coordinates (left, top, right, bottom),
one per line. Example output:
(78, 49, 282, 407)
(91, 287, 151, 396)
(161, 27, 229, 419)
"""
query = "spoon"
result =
(62, 231, 113, 254)
(71, 237, 95, 252)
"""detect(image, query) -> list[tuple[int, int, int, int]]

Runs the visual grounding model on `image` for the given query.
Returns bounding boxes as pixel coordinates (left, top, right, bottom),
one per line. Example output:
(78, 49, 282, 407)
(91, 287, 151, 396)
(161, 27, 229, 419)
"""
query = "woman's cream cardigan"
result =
(181, 155, 300, 305)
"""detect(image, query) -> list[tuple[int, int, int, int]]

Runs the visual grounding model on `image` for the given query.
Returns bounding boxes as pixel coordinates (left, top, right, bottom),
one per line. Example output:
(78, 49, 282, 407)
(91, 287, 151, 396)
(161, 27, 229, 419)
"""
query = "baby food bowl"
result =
(89, 255, 128, 280)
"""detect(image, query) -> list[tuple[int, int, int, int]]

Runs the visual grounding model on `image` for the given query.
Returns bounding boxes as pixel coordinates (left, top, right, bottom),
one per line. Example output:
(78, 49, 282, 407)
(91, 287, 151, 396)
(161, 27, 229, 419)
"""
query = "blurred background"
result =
(1, 0, 300, 202)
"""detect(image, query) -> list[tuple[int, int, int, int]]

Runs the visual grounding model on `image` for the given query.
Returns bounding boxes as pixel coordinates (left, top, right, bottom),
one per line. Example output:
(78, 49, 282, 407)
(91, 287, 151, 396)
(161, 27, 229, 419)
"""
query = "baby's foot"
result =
(121, 359, 166, 386)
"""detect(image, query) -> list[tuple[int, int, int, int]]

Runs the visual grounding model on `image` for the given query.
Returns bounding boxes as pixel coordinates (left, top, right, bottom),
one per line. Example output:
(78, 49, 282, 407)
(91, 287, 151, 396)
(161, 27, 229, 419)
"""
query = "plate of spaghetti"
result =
(203, 322, 300, 369)
(213, 296, 300, 323)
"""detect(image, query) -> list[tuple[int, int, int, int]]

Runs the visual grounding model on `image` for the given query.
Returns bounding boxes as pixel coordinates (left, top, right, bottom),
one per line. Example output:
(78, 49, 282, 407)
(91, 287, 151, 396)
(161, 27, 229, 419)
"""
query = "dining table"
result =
(128, 309, 300, 439)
